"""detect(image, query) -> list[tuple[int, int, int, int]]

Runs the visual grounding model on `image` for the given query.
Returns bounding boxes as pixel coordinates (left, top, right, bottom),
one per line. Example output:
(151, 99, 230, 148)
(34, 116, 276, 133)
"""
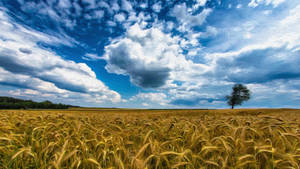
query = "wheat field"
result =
(0, 108, 299, 169)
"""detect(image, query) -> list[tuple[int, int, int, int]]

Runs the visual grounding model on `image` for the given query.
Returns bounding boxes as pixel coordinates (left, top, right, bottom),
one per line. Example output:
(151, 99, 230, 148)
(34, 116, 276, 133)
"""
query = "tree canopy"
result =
(226, 84, 251, 109)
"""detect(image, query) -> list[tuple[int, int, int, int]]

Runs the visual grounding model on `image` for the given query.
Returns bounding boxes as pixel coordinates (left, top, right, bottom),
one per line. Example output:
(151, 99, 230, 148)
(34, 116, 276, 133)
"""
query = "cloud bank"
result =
(0, 8, 121, 105)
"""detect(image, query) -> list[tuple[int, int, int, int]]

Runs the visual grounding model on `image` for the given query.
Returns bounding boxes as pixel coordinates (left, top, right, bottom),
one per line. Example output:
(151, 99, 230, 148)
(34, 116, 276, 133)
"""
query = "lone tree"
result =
(226, 84, 251, 109)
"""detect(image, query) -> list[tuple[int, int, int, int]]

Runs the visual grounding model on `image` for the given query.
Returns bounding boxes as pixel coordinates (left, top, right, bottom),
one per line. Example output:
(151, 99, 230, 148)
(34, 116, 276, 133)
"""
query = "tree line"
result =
(1, 84, 251, 109)
(0, 97, 75, 109)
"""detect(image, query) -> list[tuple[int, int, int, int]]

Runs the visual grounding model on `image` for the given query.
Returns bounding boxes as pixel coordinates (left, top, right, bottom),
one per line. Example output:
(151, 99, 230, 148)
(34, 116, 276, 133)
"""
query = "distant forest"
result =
(0, 96, 76, 109)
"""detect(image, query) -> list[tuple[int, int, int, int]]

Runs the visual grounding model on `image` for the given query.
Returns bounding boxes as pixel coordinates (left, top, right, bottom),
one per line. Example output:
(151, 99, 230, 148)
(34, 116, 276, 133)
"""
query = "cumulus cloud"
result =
(103, 24, 174, 88)
(103, 23, 209, 88)
(0, 9, 121, 103)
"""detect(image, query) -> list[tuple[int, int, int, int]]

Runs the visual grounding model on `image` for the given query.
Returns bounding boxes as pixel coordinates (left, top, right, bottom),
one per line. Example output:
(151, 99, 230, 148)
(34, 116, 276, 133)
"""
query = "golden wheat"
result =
(0, 109, 299, 169)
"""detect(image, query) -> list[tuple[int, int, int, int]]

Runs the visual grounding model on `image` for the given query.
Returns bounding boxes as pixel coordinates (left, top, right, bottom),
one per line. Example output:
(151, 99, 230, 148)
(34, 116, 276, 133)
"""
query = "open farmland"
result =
(0, 108, 300, 169)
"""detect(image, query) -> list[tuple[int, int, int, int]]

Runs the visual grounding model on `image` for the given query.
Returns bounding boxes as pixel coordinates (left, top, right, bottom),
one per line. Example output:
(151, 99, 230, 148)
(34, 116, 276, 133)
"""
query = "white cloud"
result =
(130, 92, 168, 106)
(58, 0, 72, 9)
(0, 67, 67, 94)
(140, 3, 148, 9)
(2, 86, 120, 106)
(167, 3, 213, 55)
(72, 1, 82, 16)
(208, 4, 300, 59)
(93, 10, 104, 19)
(82, 53, 102, 61)
(103, 23, 209, 88)
(111, 1, 120, 12)
(18, 1, 80, 30)
(248, 0, 285, 8)
(114, 13, 126, 22)
(24, 89, 40, 95)
(170, 3, 212, 31)
(165, 21, 174, 31)
(137, 12, 152, 22)
(107, 20, 117, 27)
(202, 26, 218, 38)
(277, 4, 300, 48)
(103, 24, 177, 88)
(152, 2, 162, 13)
(0, 8, 121, 104)
(245, 80, 300, 107)
(0, 7, 76, 47)
(194, 0, 207, 9)
(99, 1, 110, 8)
(185, 32, 202, 47)
(121, 0, 133, 12)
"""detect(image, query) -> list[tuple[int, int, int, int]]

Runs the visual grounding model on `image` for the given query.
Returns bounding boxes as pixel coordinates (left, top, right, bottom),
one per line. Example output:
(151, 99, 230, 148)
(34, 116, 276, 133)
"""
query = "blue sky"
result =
(0, 0, 299, 108)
